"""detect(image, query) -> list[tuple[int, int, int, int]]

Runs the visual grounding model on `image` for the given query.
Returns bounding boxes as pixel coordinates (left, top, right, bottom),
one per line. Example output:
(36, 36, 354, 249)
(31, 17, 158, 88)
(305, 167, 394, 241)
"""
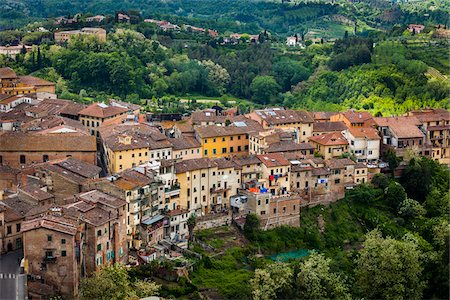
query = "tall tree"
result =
(296, 252, 350, 299)
(355, 230, 425, 300)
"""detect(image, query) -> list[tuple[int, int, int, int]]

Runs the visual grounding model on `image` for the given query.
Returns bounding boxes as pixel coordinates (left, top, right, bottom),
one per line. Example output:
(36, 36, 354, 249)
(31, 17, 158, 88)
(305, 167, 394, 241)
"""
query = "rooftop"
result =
(195, 125, 247, 138)
(313, 121, 348, 133)
(348, 127, 381, 140)
(78, 102, 127, 118)
(373, 116, 424, 139)
(309, 132, 349, 146)
(253, 109, 314, 125)
(257, 153, 290, 167)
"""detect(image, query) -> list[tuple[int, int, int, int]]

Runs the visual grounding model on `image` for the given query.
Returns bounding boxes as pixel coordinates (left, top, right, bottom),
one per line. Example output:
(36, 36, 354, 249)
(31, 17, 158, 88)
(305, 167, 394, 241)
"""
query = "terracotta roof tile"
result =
(313, 121, 348, 133)
(257, 153, 290, 167)
(78, 103, 127, 118)
(308, 132, 348, 146)
(348, 127, 380, 140)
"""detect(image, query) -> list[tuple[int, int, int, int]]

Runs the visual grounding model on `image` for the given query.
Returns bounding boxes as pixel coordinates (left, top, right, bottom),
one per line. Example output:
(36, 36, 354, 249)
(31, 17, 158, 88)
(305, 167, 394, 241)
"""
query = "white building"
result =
(343, 127, 381, 162)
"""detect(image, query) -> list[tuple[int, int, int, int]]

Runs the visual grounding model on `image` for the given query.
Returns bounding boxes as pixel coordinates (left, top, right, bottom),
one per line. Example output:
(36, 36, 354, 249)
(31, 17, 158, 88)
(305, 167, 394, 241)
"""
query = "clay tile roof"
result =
(168, 209, 188, 216)
(78, 103, 127, 118)
(174, 121, 194, 133)
(191, 110, 228, 124)
(1, 196, 35, 216)
(55, 157, 101, 178)
(308, 132, 349, 146)
(18, 75, 55, 87)
(59, 101, 86, 116)
(195, 125, 247, 138)
(341, 110, 373, 123)
(257, 153, 290, 167)
(214, 157, 239, 169)
(325, 158, 356, 169)
(1, 205, 23, 222)
(348, 127, 381, 140)
(312, 167, 330, 176)
(373, 116, 424, 139)
(313, 111, 337, 121)
(313, 121, 348, 133)
(169, 136, 201, 150)
(100, 123, 170, 151)
(0, 67, 17, 79)
(409, 109, 450, 122)
(266, 141, 314, 153)
(175, 158, 217, 173)
(20, 185, 54, 201)
(21, 215, 78, 235)
(76, 190, 126, 209)
(82, 207, 115, 226)
(255, 109, 314, 125)
(0, 131, 96, 152)
(232, 155, 261, 167)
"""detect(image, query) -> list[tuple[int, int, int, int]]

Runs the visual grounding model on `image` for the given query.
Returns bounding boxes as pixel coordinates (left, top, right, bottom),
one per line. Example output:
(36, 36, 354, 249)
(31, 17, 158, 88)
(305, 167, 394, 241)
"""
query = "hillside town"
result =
(0, 65, 449, 298)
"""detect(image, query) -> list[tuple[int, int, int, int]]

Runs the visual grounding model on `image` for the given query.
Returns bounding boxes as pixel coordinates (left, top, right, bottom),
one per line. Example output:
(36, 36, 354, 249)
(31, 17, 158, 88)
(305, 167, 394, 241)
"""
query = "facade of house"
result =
(0, 131, 97, 168)
(343, 127, 381, 162)
(79, 102, 128, 137)
(330, 110, 374, 128)
(308, 132, 349, 160)
(195, 125, 249, 158)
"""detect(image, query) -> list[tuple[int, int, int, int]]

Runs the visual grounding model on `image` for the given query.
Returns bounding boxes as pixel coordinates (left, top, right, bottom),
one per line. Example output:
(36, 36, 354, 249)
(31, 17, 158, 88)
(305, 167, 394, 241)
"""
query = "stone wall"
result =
(194, 213, 232, 231)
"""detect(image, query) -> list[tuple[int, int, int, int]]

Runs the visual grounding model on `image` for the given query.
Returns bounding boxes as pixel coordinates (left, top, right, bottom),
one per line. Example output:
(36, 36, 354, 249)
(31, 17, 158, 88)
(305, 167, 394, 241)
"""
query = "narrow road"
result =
(0, 250, 26, 300)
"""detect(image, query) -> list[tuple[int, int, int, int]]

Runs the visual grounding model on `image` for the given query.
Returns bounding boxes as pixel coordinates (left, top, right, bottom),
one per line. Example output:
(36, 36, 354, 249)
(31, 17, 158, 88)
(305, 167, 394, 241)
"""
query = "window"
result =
(258, 200, 261, 205)
(119, 155, 122, 159)
(97, 230, 102, 237)
(368, 150, 372, 155)
(20, 155, 26, 164)
(204, 139, 208, 143)
(273, 208, 277, 213)
(238, 146, 242, 152)
(213, 138, 216, 142)
(202, 173, 206, 178)
(0, 155, 2, 164)
(204, 149, 208, 156)
(203, 195, 206, 202)
(132, 153, 135, 158)
(16, 223, 20, 232)
(222, 137, 225, 142)
(139, 152, 142, 157)
(7, 226, 12, 235)
(245, 145, 249, 150)
(45, 250, 53, 259)
(213, 149, 217, 155)
(238, 135, 241, 140)
(97, 244, 102, 251)
(61, 239, 66, 244)
(266, 198, 269, 204)
(293, 205, 296, 211)
(222, 148, 227, 154)
(43, 155, 49, 162)
(334, 179, 340, 184)
(328, 148, 331, 153)
(193, 187, 197, 193)
(61, 250, 67, 257)
(47, 235, 52, 242)
(230, 136, 234, 141)
(187, 188, 190, 196)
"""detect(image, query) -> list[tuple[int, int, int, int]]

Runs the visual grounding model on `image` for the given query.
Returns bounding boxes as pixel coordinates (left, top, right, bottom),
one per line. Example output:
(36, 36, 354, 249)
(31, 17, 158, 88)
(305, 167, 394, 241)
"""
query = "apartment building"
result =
(343, 127, 381, 162)
(330, 110, 374, 128)
(247, 108, 314, 143)
(0, 130, 97, 168)
(195, 125, 249, 158)
(407, 109, 450, 164)
(257, 153, 291, 196)
(373, 116, 427, 158)
(99, 122, 172, 174)
(79, 102, 128, 137)
(308, 132, 349, 160)
(0, 67, 56, 95)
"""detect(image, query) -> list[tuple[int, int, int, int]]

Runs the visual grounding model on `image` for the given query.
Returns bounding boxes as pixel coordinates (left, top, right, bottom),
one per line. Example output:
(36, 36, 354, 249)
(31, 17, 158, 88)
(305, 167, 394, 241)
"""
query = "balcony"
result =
(164, 184, 180, 197)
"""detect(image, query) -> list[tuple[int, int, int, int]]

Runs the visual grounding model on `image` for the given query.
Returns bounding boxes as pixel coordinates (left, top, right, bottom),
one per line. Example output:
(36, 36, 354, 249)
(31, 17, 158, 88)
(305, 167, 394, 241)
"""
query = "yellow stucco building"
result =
(195, 125, 249, 158)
